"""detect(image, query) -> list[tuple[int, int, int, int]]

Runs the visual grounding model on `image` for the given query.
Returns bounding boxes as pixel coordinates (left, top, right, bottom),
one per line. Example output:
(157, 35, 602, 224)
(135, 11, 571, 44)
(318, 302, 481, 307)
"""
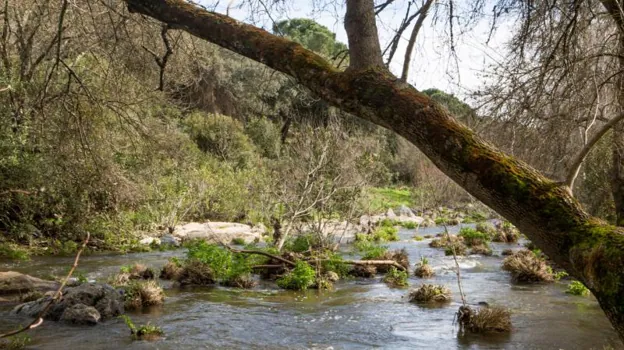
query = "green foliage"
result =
(554, 270, 569, 281)
(458, 227, 491, 246)
(566, 280, 590, 296)
(355, 240, 389, 260)
(372, 226, 399, 242)
(383, 267, 409, 287)
(321, 252, 350, 277)
(273, 18, 348, 58)
(276, 261, 316, 290)
(284, 234, 321, 253)
(413, 235, 424, 241)
(120, 315, 164, 341)
(0, 334, 31, 350)
(365, 187, 414, 212)
(475, 222, 496, 237)
(401, 221, 417, 229)
(186, 241, 236, 280)
(245, 117, 281, 159)
(0, 243, 30, 260)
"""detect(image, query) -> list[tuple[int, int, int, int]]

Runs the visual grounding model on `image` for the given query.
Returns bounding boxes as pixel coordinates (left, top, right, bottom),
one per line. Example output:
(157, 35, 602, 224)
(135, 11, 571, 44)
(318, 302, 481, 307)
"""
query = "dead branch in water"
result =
(0, 232, 90, 339)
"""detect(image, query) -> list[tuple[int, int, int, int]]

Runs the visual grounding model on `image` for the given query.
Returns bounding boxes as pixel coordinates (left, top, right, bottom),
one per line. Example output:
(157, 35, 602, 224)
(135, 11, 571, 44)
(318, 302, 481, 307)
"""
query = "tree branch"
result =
(401, 0, 435, 82)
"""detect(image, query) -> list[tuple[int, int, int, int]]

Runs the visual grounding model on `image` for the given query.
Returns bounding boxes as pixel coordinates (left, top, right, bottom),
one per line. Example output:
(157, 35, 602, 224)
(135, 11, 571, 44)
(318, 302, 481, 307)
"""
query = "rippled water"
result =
(1, 225, 621, 349)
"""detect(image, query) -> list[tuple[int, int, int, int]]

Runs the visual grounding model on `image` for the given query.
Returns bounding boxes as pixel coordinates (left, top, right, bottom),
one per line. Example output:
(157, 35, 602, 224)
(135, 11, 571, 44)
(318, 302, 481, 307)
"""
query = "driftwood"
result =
(0, 232, 90, 339)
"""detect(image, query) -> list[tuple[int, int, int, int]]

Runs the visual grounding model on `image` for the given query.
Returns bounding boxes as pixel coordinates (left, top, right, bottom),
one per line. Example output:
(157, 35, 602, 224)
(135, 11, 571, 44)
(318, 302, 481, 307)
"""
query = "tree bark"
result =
(124, 0, 624, 341)
(344, 0, 385, 70)
(401, 0, 435, 82)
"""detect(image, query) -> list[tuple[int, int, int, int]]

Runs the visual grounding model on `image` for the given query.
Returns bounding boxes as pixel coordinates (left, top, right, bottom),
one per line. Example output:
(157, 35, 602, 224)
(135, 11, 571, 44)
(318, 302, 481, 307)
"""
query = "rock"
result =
(12, 283, 123, 322)
(251, 223, 267, 235)
(0, 271, 59, 295)
(397, 205, 415, 217)
(386, 208, 397, 218)
(421, 218, 436, 227)
(160, 234, 180, 247)
(139, 237, 160, 245)
(60, 304, 101, 325)
(173, 222, 263, 244)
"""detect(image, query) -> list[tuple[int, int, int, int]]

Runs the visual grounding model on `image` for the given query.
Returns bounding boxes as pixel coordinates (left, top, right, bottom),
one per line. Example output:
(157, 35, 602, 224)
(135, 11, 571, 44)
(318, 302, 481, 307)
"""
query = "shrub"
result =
(176, 259, 216, 286)
(383, 267, 409, 287)
(184, 112, 257, 168)
(458, 227, 490, 247)
(501, 250, 553, 283)
(566, 280, 590, 296)
(475, 222, 496, 238)
(465, 306, 512, 333)
(0, 243, 30, 261)
(414, 257, 434, 278)
(409, 284, 451, 303)
(160, 258, 183, 280)
(244, 117, 281, 159)
(470, 243, 493, 256)
(120, 315, 164, 341)
(494, 221, 520, 243)
(284, 234, 321, 253)
(231, 237, 246, 245)
(372, 226, 399, 242)
(276, 261, 316, 290)
(401, 221, 417, 229)
(123, 280, 165, 310)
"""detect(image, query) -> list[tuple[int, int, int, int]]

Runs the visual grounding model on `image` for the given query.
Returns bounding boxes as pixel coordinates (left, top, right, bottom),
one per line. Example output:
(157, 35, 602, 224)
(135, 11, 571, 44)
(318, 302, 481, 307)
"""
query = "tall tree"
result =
(123, 0, 624, 341)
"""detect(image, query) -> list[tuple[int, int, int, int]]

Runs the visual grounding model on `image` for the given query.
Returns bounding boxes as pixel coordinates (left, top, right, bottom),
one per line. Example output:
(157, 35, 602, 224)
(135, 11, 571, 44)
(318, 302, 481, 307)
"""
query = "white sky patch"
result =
(200, 0, 513, 100)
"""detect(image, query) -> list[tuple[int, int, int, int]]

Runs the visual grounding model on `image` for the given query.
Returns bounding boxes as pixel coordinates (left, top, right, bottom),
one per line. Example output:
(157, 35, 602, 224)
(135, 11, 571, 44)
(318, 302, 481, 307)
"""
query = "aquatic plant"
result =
(413, 235, 424, 241)
(123, 280, 165, 310)
(408, 284, 451, 303)
(493, 221, 520, 243)
(372, 226, 399, 242)
(355, 240, 389, 260)
(501, 250, 553, 283)
(176, 259, 216, 286)
(444, 242, 467, 256)
(566, 280, 590, 296)
(160, 258, 183, 280)
(383, 267, 409, 287)
(429, 234, 463, 248)
(414, 257, 434, 278)
(458, 227, 490, 247)
(475, 222, 496, 238)
(120, 315, 164, 341)
(470, 243, 493, 256)
(401, 221, 417, 229)
(465, 306, 512, 333)
(276, 261, 316, 290)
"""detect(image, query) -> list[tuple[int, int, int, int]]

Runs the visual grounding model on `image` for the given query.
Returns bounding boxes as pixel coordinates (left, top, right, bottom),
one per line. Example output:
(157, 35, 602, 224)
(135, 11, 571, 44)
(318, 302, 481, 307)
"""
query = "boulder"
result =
(60, 304, 101, 325)
(12, 283, 123, 322)
(0, 271, 59, 296)
(139, 237, 160, 245)
(172, 222, 263, 244)
(160, 234, 181, 247)
(386, 208, 397, 218)
(397, 205, 415, 217)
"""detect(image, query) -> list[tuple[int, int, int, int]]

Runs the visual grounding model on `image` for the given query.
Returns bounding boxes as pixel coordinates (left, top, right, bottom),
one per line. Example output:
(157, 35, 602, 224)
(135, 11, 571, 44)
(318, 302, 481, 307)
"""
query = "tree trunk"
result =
(124, 0, 624, 341)
(613, 34, 624, 225)
(344, 0, 385, 70)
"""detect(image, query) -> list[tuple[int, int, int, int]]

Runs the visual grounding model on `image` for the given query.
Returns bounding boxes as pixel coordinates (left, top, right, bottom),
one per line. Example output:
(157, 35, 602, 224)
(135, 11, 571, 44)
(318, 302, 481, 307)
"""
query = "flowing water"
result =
(1, 225, 621, 349)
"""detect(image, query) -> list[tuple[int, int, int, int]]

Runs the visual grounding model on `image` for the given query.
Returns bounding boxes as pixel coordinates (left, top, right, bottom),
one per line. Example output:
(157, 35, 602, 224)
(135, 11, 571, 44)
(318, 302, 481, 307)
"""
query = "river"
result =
(1, 225, 621, 349)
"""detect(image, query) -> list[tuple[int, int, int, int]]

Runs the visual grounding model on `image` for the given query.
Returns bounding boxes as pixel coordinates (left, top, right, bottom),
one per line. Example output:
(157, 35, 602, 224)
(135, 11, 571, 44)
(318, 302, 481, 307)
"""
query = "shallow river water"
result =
(1, 225, 621, 349)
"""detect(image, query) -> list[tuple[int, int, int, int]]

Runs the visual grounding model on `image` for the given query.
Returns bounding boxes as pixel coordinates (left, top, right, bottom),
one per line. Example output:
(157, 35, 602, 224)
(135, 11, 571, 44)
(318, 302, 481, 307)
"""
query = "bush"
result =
(409, 284, 451, 303)
(276, 261, 316, 290)
(501, 250, 553, 283)
(184, 112, 257, 168)
(123, 280, 165, 310)
(566, 280, 590, 296)
(458, 227, 490, 247)
(244, 117, 281, 159)
(371, 226, 399, 242)
(414, 257, 434, 278)
(475, 222, 496, 237)
(284, 234, 321, 253)
(383, 267, 409, 287)
(465, 306, 512, 333)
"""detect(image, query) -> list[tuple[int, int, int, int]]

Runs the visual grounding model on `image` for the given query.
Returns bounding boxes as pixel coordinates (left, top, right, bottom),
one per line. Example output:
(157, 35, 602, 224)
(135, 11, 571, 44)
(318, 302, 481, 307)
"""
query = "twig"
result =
(225, 245, 296, 267)
(0, 232, 90, 339)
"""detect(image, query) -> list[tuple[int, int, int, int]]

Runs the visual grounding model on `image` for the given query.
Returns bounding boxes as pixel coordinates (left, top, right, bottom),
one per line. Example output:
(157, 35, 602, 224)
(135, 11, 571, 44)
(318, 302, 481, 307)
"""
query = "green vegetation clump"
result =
(0, 243, 30, 261)
(176, 259, 215, 286)
(320, 253, 351, 278)
(465, 306, 512, 333)
(0, 335, 31, 350)
(493, 221, 520, 243)
(401, 221, 417, 229)
(371, 226, 399, 242)
(355, 240, 389, 260)
(475, 222, 496, 238)
(470, 243, 493, 256)
(160, 258, 183, 280)
(553, 270, 569, 281)
(502, 250, 554, 283)
(414, 257, 434, 278)
(566, 280, 590, 296)
(366, 187, 414, 212)
(121, 315, 164, 341)
(383, 267, 409, 287)
(408, 284, 451, 303)
(458, 227, 491, 247)
(284, 234, 321, 253)
(231, 237, 246, 245)
(276, 261, 316, 290)
(123, 280, 165, 310)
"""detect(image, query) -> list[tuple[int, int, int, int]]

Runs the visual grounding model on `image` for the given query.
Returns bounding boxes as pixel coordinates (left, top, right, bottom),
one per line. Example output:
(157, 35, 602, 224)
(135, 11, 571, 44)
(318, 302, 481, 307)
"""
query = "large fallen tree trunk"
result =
(124, 0, 624, 341)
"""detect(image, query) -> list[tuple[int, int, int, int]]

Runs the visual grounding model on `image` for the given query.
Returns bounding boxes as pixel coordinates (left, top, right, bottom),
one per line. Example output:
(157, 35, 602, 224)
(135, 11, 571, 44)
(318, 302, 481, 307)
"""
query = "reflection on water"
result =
(1, 225, 621, 349)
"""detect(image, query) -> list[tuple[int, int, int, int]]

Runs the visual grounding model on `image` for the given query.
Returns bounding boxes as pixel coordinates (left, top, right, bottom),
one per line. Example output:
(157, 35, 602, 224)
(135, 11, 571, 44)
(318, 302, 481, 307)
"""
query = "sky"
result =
(200, 0, 513, 101)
